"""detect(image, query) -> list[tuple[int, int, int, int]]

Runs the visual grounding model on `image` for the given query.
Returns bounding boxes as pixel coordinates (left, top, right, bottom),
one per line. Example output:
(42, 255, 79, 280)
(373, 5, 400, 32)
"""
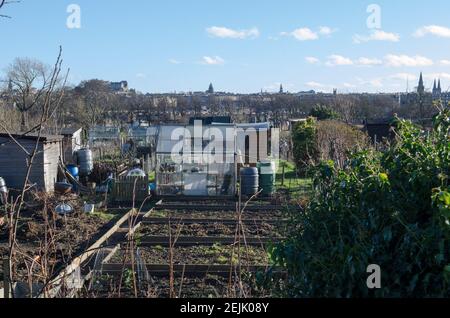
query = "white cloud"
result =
(290, 28, 319, 41)
(201, 56, 225, 65)
(440, 59, 450, 66)
(282, 26, 336, 41)
(414, 25, 450, 38)
(424, 73, 450, 80)
(343, 82, 356, 88)
(356, 77, 384, 88)
(136, 73, 146, 79)
(326, 55, 353, 66)
(306, 81, 326, 88)
(353, 30, 400, 43)
(206, 26, 259, 39)
(168, 58, 181, 64)
(305, 57, 320, 64)
(369, 79, 383, 88)
(384, 54, 433, 67)
(319, 26, 337, 36)
(389, 73, 417, 81)
(356, 57, 383, 66)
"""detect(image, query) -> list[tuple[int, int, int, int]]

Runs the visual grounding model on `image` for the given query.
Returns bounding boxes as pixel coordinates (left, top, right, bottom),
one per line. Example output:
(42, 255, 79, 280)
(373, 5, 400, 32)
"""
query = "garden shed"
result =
(155, 123, 236, 197)
(0, 133, 63, 192)
(61, 127, 83, 165)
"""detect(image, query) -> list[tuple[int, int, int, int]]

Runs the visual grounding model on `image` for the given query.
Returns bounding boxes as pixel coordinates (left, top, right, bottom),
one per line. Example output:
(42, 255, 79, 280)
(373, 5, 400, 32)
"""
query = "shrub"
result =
(272, 110, 450, 297)
(292, 118, 370, 174)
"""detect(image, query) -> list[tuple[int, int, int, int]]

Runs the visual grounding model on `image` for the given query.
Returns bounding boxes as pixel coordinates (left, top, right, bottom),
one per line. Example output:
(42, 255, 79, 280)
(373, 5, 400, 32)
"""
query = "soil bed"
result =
(137, 221, 284, 238)
(108, 245, 270, 266)
(0, 193, 121, 285)
(149, 209, 286, 220)
(84, 273, 269, 298)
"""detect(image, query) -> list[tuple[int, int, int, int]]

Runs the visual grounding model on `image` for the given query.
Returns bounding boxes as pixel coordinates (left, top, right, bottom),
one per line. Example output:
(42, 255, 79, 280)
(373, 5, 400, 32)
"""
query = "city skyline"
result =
(2, 0, 450, 94)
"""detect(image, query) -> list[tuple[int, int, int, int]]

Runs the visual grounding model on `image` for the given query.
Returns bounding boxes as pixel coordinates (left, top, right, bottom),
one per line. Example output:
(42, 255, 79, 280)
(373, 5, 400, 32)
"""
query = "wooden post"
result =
(3, 257, 10, 299)
(281, 164, 285, 187)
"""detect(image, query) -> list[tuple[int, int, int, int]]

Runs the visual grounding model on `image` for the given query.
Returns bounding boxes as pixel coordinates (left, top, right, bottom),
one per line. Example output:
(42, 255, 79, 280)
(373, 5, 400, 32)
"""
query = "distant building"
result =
(432, 78, 450, 107)
(207, 83, 214, 94)
(109, 81, 128, 93)
(399, 72, 433, 110)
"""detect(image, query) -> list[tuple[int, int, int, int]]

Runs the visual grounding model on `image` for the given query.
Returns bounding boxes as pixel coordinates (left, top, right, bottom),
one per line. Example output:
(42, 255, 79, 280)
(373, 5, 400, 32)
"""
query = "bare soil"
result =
(0, 193, 118, 285)
(149, 209, 285, 220)
(109, 245, 270, 266)
(136, 221, 284, 238)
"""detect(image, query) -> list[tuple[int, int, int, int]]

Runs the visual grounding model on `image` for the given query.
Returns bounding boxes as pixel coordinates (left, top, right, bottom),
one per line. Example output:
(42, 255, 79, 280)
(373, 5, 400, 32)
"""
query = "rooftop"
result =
(0, 132, 63, 143)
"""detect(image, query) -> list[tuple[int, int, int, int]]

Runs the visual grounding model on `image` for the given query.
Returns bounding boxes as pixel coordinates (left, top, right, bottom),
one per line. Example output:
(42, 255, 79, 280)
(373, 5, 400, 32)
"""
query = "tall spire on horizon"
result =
(418, 72, 425, 95)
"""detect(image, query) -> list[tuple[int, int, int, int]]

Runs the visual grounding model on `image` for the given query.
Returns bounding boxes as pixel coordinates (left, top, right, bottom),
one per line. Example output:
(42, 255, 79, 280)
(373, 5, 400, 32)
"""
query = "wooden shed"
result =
(0, 133, 63, 192)
(61, 127, 83, 165)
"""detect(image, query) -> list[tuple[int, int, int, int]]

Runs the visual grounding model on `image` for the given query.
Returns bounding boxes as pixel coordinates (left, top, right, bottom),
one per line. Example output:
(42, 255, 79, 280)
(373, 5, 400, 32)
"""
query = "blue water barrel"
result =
(240, 167, 259, 196)
(77, 148, 94, 177)
(67, 164, 79, 178)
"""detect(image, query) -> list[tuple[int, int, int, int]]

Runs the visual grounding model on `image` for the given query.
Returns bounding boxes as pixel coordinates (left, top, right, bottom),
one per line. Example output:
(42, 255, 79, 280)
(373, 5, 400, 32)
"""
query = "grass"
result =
(275, 160, 313, 199)
(90, 210, 117, 222)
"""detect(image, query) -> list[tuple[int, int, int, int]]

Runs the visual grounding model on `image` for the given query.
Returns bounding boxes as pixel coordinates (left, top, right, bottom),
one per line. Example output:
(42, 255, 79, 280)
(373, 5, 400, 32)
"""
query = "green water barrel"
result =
(258, 160, 276, 196)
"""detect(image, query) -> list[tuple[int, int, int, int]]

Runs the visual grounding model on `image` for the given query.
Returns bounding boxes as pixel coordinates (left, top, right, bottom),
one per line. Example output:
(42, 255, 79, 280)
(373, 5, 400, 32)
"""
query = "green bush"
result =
(292, 117, 319, 175)
(272, 110, 450, 297)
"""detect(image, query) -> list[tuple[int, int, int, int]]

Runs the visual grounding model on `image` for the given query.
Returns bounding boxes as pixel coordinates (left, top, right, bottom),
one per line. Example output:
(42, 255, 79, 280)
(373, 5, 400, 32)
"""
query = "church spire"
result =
(438, 79, 441, 93)
(207, 83, 214, 94)
(418, 72, 425, 95)
(279, 84, 284, 94)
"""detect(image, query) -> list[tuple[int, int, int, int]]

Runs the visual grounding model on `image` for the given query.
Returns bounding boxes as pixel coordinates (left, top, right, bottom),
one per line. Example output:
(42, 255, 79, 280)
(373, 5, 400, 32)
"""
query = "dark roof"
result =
(61, 127, 82, 135)
(364, 123, 394, 142)
(0, 132, 63, 143)
(189, 116, 232, 125)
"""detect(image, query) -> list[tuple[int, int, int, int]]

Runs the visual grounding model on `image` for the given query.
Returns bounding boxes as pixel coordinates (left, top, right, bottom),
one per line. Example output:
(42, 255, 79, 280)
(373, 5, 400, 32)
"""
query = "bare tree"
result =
(73, 79, 112, 129)
(6, 58, 51, 130)
(0, 0, 20, 18)
(0, 47, 69, 298)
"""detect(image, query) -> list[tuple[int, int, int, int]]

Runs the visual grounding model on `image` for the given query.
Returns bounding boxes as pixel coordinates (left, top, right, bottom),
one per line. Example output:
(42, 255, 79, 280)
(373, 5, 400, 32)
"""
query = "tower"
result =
(417, 72, 425, 95)
(438, 79, 442, 95)
(279, 84, 284, 94)
(207, 83, 214, 94)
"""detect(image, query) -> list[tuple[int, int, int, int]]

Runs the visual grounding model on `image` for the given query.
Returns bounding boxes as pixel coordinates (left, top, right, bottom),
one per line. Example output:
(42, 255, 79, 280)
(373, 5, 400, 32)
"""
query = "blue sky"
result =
(2, 0, 450, 94)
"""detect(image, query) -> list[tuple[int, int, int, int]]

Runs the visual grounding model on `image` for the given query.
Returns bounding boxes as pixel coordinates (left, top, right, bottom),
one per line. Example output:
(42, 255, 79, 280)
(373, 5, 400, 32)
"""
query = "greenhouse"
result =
(155, 123, 236, 197)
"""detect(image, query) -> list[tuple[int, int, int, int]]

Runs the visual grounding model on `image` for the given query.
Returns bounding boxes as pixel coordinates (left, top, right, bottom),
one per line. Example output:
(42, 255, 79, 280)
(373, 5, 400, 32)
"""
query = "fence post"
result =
(3, 257, 10, 299)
